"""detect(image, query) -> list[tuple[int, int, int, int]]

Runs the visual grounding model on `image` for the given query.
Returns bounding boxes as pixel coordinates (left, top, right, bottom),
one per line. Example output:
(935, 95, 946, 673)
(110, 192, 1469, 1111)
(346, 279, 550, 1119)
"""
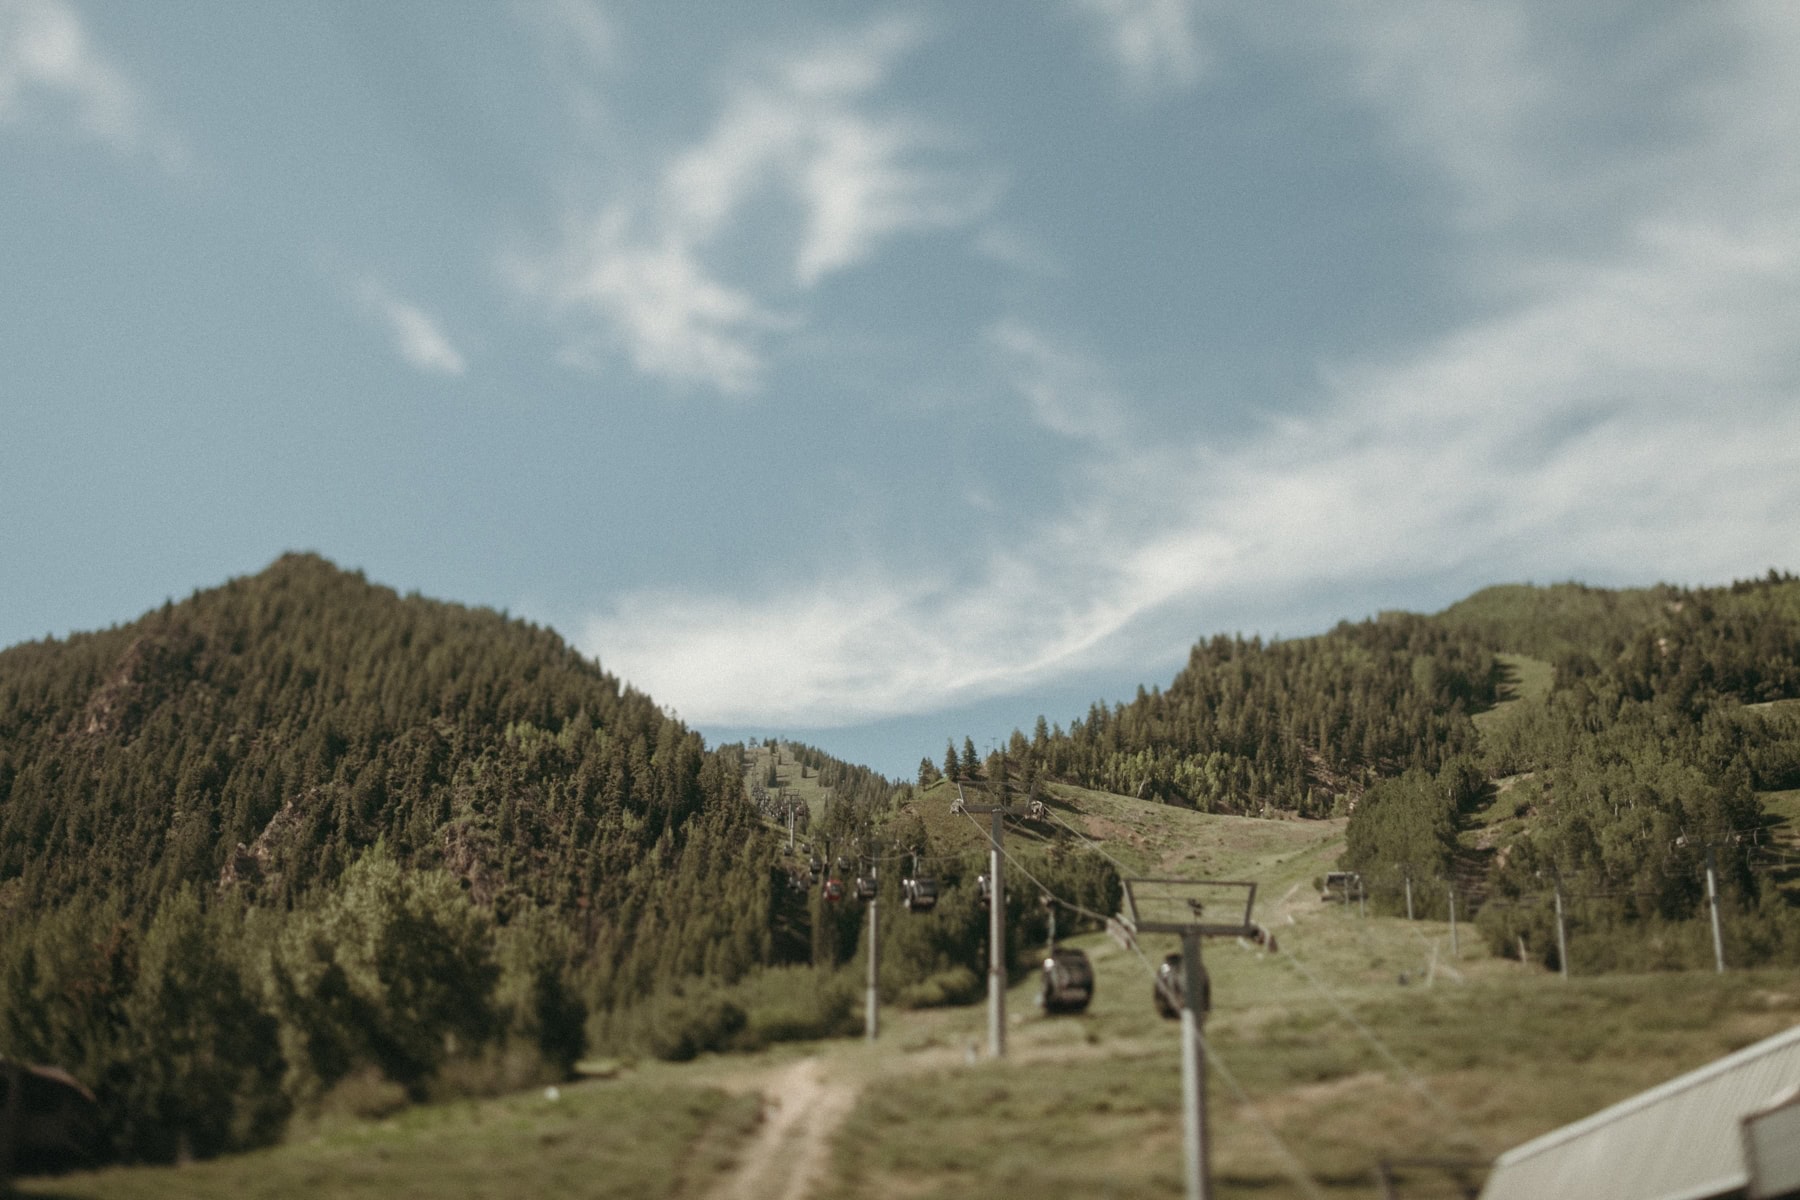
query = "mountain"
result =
(933, 569, 1800, 972)
(0, 554, 796, 1162)
(5, 556, 1798, 1169)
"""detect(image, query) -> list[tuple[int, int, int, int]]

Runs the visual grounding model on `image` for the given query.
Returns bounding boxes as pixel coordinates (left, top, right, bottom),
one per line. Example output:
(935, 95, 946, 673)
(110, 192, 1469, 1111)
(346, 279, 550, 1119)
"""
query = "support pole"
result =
(988, 808, 1006, 1059)
(1553, 875, 1569, 980)
(1404, 870, 1414, 921)
(1448, 885, 1458, 960)
(1705, 846, 1726, 974)
(866, 858, 880, 1040)
(1180, 930, 1212, 1200)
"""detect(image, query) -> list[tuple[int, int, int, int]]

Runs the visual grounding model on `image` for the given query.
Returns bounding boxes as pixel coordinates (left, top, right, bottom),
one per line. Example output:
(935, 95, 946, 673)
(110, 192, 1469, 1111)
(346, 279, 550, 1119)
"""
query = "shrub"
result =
(897, 966, 981, 1009)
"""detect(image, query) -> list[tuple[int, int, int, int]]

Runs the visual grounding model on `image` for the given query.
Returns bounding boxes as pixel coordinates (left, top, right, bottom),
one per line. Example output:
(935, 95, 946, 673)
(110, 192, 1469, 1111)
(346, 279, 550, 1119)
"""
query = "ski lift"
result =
(1028, 799, 1047, 820)
(809, 855, 824, 876)
(976, 872, 992, 908)
(902, 876, 938, 912)
(855, 875, 878, 902)
(823, 878, 846, 904)
(1153, 952, 1209, 1019)
(835, 855, 852, 873)
(1041, 947, 1095, 1014)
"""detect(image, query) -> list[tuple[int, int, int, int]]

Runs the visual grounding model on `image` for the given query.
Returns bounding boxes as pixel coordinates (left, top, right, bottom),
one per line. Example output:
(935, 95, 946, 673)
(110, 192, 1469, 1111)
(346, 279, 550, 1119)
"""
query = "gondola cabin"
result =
(1040, 948, 1094, 1014)
(901, 877, 938, 912)
(854, 875, 878, 902)
(976, 873, 992, 907)
(1152, 952, 1209, 1019)
(822, 878, 845, 903)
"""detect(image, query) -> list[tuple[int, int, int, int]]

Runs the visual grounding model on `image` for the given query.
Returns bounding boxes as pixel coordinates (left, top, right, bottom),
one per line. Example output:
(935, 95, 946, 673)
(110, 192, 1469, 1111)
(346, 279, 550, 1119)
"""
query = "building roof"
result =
(1480, 1022, 1800, 1200)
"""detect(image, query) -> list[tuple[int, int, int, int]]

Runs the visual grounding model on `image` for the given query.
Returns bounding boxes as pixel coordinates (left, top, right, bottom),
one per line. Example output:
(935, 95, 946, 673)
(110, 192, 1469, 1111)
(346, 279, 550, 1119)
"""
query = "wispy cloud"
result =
(355, 279, 468, 377)
(987, 318, 1127, 442)
(581, 2, 1800, 728)
(517, 15, 995, 395)
(0, 0, 185, 169)
(1070, 0, 1207, 97)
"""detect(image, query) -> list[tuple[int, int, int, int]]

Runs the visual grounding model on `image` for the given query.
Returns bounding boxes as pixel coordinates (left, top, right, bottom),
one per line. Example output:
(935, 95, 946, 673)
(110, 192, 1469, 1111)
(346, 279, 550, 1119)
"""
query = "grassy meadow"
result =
(15, 783, 1800, 1200)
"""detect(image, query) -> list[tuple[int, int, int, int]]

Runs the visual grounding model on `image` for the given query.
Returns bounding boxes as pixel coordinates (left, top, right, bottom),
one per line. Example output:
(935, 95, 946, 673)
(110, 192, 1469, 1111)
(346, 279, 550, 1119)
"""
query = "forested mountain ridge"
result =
(0, 553, 798, 1161)
(6, 555, 1800, 1168)
(925, 610, 1501, 816)
(0, 553, 768, 954)
(925, 571, 1800, 971)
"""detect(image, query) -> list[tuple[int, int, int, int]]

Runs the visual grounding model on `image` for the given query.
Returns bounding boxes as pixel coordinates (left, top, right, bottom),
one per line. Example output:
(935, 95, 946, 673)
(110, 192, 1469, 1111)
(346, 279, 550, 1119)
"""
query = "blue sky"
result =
(4, 0, 1798, 778)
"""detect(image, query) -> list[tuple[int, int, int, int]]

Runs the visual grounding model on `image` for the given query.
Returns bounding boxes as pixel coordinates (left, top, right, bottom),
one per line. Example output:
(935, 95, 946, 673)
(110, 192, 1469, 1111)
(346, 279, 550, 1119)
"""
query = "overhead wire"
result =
(960, 807, 1332, 1200)
(1026, 799, 1480, 1148)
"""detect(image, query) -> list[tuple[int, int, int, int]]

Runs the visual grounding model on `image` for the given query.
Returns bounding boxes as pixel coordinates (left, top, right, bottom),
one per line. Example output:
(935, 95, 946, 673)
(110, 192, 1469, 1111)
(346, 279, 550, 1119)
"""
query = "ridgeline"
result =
(3, 555, 1799, 1179)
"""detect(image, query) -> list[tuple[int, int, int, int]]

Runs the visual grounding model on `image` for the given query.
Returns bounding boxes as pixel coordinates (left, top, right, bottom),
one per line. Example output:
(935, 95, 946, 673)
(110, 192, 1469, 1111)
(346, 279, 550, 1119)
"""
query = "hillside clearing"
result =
(15, 784, 1800, 1200)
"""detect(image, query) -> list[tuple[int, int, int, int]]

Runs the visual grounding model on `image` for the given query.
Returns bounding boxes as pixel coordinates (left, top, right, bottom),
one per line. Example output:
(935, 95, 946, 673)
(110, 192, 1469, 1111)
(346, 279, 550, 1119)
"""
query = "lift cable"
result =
(1031, 799, 1477, 1147)
(960, 809, 1330, 1200)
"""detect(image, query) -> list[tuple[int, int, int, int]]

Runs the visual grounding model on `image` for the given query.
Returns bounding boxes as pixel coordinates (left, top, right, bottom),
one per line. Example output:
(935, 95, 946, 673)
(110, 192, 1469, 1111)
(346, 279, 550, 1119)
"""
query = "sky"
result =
(4, 0, 1798, 780)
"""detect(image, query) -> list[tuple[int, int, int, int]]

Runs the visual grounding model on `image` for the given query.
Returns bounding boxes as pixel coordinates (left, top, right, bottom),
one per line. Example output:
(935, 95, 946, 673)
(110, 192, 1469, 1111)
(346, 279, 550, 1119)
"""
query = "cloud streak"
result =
(518, 16, 995, 395)
(1070, 0, 1207, 97)
(581, 2, 1800, 728)
(0, 0, 184, 169)
(356, 279, 468, 377)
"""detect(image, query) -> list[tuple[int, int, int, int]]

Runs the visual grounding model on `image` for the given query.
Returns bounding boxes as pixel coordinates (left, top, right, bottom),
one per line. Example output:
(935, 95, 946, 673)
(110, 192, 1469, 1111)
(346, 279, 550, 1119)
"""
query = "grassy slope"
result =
(745, 742, 837, 831)
(19, 1080, 760, 1200)
(1469, 652, 1554, 741)
(24, 785, 1800, 1200)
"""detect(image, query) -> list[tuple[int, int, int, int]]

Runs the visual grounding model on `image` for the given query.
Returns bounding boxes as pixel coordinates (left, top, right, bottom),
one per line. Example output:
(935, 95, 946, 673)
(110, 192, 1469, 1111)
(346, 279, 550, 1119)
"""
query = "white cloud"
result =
(0, 0, 184, 169)
(356, 279, 468, 377)
(520, 16, 994, 394)
(987, 318, 1127, 442)
(581, 3, 1800, 728)
(1071, 0, 1207, 97)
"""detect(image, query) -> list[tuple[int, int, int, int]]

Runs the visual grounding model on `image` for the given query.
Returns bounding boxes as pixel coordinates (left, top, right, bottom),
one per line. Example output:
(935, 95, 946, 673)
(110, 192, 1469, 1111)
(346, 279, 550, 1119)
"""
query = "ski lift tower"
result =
(1122, 878, 1264, 1200)
(952, 785, 1042, 1059)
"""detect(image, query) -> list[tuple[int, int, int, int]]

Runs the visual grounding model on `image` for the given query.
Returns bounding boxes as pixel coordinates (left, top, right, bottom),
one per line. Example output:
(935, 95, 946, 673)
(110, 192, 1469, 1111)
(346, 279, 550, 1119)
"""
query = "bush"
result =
(897, 966, 981, 1009)
(267, 845, 500, 1103)
(646, 993, 747, 1062)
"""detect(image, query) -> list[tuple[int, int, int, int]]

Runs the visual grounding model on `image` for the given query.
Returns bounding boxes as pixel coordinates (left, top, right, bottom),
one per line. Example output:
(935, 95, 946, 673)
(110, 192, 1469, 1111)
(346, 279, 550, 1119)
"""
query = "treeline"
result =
(931, 613, 1498, 816)
(0, 554, 790, 1161)
(1342, 572, 1800, 970)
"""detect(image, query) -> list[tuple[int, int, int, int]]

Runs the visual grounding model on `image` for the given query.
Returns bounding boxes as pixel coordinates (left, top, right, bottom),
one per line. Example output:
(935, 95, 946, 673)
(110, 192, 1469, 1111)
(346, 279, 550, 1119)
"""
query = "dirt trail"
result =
(703, 1057, 860, 1200)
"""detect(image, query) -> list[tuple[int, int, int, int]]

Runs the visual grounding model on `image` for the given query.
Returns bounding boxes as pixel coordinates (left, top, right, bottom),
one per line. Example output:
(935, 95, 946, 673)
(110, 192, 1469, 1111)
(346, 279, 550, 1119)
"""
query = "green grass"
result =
(26, 779, 1800, 1200)
(17, 1080, 761, 1200)
(745, 742, 838, 830)
(1471, 653, 1554, 740)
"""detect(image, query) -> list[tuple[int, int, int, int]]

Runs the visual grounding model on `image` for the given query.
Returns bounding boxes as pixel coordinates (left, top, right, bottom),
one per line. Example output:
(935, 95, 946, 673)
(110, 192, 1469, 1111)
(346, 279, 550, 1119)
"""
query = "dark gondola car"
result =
(901, 877, 938, 912)
(975, 873, 992, 907)
(1152, 952, 1209, 1019)
(1040, 948, 1095, 1014)
(854, 876, 878, 902)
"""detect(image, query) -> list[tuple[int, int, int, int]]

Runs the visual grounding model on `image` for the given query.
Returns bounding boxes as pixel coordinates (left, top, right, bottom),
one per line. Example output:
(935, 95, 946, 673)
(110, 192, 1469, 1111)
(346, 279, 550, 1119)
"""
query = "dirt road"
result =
(703, 1057, 860, 1200)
